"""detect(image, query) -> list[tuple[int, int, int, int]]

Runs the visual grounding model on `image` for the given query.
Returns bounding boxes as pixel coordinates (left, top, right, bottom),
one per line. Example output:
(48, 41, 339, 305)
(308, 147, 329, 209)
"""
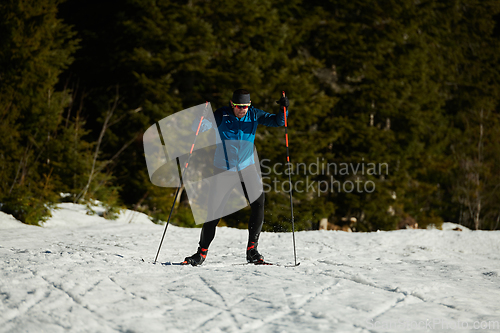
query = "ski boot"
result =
(246, 242, 264, 263)
(182, 247, 208, 266)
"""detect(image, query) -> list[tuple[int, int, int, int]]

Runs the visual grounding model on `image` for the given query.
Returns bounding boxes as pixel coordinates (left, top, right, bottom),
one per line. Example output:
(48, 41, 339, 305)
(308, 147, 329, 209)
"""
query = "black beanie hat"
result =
(232, 89, 251, 104)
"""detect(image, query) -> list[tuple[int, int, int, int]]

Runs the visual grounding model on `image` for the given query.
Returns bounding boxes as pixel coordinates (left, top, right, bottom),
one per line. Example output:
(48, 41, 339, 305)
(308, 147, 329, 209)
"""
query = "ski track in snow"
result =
(1, 203, 500, 332)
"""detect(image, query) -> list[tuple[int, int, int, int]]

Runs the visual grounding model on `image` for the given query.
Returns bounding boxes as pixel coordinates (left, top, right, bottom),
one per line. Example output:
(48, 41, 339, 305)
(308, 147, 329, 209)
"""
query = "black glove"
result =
(276, 95, 289, 108)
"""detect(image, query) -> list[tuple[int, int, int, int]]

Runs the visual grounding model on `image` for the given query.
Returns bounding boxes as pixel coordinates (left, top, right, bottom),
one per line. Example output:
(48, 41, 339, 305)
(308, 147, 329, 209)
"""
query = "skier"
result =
(182, 89, 289, 266)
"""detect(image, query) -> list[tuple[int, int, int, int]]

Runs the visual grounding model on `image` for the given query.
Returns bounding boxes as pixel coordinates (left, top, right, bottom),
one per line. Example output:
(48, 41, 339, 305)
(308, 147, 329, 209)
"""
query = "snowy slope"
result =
(1, 204, 500, 333)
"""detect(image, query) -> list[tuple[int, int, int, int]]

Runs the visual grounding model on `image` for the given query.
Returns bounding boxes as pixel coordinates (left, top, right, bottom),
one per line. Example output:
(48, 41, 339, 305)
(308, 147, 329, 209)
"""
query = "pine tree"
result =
(0, 0, 78, 224)
(301, 0, 462, 230)
(444, 1, 500, 229)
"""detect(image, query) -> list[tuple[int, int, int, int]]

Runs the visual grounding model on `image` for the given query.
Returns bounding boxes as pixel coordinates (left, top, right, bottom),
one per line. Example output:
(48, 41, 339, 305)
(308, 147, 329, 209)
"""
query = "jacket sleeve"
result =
(255, 107, 288, 127)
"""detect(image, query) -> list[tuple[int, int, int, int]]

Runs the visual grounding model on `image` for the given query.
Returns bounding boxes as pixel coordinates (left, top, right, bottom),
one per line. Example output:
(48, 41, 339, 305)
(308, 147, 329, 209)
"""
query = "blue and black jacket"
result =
(196, 105, 288, 171)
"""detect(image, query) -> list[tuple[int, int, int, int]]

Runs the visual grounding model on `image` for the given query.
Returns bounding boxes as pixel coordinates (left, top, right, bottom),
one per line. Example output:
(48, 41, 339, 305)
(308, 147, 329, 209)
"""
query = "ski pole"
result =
(282, 91, 299, 266)
(153, 102, 209, 264)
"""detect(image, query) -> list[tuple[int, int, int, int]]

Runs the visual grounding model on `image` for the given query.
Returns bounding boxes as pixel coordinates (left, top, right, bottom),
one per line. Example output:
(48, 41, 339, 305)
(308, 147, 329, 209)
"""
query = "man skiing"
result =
(182, 89, 289, 266)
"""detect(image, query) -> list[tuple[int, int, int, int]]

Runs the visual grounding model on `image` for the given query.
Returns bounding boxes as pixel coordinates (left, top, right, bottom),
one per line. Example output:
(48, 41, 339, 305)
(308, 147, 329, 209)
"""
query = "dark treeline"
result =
(1, 0, 499, 231)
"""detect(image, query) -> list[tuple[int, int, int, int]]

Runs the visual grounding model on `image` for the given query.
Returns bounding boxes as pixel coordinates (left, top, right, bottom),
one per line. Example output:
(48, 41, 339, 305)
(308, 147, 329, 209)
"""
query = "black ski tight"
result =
(199, 182, 265, 249)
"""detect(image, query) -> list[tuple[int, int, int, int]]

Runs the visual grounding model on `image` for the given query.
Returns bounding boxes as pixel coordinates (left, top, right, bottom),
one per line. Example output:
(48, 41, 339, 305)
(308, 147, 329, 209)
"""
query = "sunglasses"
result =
(231, 102, 251, 108)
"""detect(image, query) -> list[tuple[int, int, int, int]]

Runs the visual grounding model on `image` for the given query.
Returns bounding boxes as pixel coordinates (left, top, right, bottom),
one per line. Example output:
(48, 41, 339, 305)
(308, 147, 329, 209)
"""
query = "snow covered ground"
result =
(1, 203, 500, 333)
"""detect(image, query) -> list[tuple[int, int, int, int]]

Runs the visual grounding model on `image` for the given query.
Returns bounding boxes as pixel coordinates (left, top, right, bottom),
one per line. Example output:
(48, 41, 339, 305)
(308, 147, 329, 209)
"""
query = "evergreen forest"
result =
(1, 0, 500, 232)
